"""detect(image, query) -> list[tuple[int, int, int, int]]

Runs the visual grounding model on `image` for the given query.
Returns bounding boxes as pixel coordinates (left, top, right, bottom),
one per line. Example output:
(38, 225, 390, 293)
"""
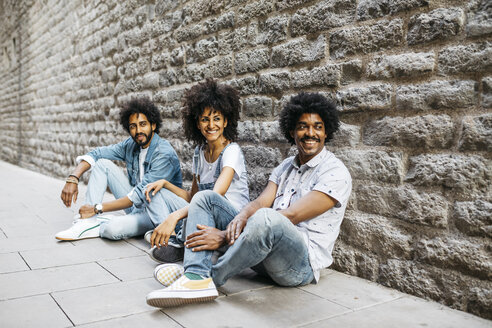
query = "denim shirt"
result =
(86, 134, 182, 208)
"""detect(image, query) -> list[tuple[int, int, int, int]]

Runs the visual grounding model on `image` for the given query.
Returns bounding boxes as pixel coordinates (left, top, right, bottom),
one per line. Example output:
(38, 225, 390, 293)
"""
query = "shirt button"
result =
(291, 189, 294, 192)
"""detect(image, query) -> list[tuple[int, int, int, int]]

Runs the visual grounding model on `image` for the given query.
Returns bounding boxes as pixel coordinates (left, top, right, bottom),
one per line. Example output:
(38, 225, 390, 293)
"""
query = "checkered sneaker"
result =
(153, 263, 184, 287)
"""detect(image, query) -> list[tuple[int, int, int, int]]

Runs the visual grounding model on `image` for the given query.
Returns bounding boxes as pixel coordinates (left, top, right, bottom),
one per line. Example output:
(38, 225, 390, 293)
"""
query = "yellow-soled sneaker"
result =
(153, 263, 184, 287)
(146, 275, 218, 308)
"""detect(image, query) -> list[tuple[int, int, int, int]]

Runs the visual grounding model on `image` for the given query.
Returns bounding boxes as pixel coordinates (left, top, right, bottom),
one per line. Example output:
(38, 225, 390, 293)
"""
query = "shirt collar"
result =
(292, 147, 328, 169)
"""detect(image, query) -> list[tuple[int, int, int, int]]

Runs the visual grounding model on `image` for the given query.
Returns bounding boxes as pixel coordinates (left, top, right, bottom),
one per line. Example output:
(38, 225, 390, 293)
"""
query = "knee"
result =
(99, 221, 123, 240)
(190, 190, 216, 208)
(93, 159, 114, 172)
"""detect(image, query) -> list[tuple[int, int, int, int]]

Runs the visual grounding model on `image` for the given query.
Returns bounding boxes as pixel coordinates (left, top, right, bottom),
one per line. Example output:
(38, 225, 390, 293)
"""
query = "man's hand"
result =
(61, 182, 78, 207)
(79, 204, 95, 219)
(185, 224, 226, 252)
(151, 212, 179, 248)
(145, 179, 167, 203)
(226, 214, 248, 245)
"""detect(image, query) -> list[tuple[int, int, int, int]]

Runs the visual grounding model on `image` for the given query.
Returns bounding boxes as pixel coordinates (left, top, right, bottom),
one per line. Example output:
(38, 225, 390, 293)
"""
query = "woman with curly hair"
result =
(144, 79, 249, 264)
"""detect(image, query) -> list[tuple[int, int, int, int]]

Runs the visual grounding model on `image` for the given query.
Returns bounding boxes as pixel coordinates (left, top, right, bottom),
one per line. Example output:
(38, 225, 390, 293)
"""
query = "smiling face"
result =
(197, 107, 228, 143)
(290, 113, 327, 165)
(128, 113, 156, 148)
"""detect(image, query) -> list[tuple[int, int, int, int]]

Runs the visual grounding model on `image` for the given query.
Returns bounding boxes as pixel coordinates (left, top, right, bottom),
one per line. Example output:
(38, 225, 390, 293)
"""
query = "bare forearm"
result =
(71, 160, 91, 179)
(163, 181, 192, 202)
(102, 196, 133, 213)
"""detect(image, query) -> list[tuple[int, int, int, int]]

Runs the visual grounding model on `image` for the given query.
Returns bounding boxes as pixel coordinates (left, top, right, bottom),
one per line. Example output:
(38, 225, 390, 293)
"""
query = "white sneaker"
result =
(153, 263, 184, 287)
(146, 274, 218, 308)
(144, 230, 153, 244)
(55, 216, 105, 241)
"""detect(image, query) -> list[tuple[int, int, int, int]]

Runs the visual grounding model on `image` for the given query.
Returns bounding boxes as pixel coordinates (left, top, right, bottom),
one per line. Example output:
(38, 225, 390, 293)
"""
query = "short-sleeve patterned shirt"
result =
(269, 147, 352, 282)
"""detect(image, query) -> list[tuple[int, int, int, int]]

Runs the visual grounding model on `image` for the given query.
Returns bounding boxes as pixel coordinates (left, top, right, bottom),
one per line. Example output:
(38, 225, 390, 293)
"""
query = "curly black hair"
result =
(279, 92, 340, 145)
(120, 97, 162, 134)
(182, 79, 240, 145)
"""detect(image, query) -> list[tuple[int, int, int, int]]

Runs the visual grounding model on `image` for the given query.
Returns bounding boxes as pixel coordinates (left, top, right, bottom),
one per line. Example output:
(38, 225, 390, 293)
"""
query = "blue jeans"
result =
(184, 190, 314, 287)
(85, 159, 187, 240)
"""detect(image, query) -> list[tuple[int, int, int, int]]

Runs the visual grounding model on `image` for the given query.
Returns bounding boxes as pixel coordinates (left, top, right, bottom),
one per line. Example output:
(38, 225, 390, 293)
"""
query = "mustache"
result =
(300, 136, 320, 142)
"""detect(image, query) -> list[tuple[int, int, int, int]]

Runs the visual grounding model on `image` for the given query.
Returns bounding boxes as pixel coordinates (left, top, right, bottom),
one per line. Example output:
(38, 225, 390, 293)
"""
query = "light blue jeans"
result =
(184, 190, 314, 287)
(85, 159, 188, 240)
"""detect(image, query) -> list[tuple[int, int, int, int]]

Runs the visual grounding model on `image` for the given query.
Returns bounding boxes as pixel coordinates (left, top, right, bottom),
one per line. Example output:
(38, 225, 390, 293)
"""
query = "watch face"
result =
(95, 204, 103, 213)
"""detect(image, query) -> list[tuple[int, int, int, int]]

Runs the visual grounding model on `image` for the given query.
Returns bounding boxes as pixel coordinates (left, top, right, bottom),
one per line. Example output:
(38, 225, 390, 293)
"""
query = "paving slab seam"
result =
(95, 261, 124, 282)
(159, 310, 186, 328)
(17, 251, 32, 270)
(123, 239, 150, 252)
(295, 286, 353, 310)
(0, 228, 7, 238)
(49, 293, 76, 327)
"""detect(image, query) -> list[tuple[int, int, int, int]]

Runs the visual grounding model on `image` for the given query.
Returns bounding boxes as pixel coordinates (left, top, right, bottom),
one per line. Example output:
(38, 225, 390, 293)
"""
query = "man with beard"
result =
(146, 92, 352, 307)
(56, 97, 184, 241)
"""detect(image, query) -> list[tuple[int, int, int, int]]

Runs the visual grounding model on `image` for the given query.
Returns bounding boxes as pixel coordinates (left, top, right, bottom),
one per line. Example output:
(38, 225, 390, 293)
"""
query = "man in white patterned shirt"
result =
(146, 92, 352, 307)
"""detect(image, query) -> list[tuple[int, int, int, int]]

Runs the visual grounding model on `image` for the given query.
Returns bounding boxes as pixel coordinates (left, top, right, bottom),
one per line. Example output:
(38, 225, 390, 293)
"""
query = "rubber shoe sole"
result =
(146, 289, 218, 308)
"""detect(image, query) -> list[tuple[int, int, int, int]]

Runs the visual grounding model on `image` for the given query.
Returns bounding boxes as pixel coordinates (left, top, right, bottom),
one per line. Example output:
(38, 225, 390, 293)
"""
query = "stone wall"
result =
(0, 0, 490, 319)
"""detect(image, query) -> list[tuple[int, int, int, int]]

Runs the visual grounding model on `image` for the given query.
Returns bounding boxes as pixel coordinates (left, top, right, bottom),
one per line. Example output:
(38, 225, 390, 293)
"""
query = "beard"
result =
(133, 132, 152, 147)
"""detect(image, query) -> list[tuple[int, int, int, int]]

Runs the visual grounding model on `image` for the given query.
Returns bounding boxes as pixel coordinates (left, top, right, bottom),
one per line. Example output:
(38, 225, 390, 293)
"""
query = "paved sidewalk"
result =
(0, 160, 490, 328)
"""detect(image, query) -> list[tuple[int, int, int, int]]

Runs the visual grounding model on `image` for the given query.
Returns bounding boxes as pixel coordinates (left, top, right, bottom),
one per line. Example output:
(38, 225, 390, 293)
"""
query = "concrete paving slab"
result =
(125, 237, 150, 252)
(52, 278, 159, 325)
(0, 235, 73, 254)
(217, 268, 274, 296)
(300, 270, 402, 310)
(0, 294, 72, 328)
(301, 295, 492, 328)
(1, 219, 74, 238)
(0, 252, 30, 273)
(21, 239, 145, 269)
(163, 286, 350, 328)
(0, 262, 118, 300)
(98, 255, 156, 281)
(77, 311, 182, 328)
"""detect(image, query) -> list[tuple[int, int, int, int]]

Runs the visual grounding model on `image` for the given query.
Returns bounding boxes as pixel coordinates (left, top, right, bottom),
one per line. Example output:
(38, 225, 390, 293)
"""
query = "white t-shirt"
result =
(193, 143, 250, 211)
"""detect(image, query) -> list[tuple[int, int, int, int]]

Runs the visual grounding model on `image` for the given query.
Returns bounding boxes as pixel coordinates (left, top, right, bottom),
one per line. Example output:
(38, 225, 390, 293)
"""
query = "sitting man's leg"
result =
(146, 190, 238, 307)
(85, 159, 133, 213)
(55, 159, 133, 241)
(211, 208, 314, 287)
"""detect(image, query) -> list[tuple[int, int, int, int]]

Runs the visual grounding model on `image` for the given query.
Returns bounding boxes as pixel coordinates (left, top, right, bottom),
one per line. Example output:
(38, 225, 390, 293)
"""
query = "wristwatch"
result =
(94, 203, 103, 215)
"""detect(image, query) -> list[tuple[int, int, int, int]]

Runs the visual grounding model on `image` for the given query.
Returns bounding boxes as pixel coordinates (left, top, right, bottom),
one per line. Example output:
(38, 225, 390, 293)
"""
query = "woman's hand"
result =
(145, 179, 167, 203)
(79, 204, 95, 219)
(150, 211, 180, 248)
(185, 224, 226, 251)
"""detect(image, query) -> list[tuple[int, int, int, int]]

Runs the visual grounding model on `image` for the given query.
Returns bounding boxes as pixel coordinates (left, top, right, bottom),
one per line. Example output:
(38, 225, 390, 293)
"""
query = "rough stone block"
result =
(363, 115, 455, 150)
(416, 237, 491, 280)
(206, 56, 233, 78)
(204, 12, 234, 34)
(174, 24, 203, 42)
(367, 52, 434, 79)
(291, 64, 340, 89)
(186, 37, 219, 64)
(334, 149, 403, 184)
(271, 35, 325, 68)
(396, 80, 477, 111)
(101, 67, 117, 83)
(241, 145, 282, 168)
(257, 15, 289, 45)
(218, 26, 253, 54)
(142, 72, 159, 89)
(340, 60, 363, 85)
(340, 211, 412, 259)
(234, 48, 269, 74)
(159, 69, 177, 87)
(337, 83, 392, 111)
(466, 0, 492, 37)
(408, 8, 465, 45)
(259, 72, 290, 95)
(169, 47, 185, 66)
(261, 121, 285, 142)
(225, 76, 259, 96)
(405, 154, 491, 195)
(275, 0, 314, 11)
(155, 0, 181, 16)
(438, 42, 492, 75)
(459, 114, 492, 151)
(331, 240, 380, 280)
(357, 0, 429, 21)
(330, 19, 403, 59)
(237, 0, 273, 25)
(453, 200, 492, 238)
(290, 0, 356, 36)
(327, 122, 360, 147)
(243, 96, 273, 117)
(238, 120, 261, 142)
(482, 77, 492, 108)
(356, 185, 449, 228)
